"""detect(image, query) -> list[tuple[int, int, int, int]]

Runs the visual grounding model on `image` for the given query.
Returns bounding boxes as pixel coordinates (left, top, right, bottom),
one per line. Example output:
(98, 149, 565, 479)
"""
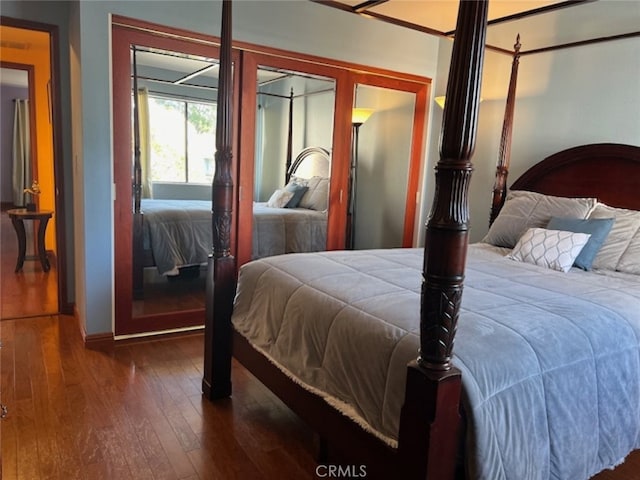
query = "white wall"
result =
(420, 36, 640, 245)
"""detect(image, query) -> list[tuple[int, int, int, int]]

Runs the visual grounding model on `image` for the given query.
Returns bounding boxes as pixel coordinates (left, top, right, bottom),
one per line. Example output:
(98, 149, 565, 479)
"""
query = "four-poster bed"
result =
(204, 1, 640, 479)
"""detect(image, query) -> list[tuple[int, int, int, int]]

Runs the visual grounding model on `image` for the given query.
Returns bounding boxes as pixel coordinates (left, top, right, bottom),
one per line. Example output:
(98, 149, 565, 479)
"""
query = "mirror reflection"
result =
(349, 84, 415, 249)
(130, 46, 218, 316)
(252, 66, 335, 259)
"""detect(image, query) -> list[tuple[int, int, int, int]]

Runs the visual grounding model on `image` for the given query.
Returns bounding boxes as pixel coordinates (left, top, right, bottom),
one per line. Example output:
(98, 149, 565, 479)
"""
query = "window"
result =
(148, 96, 216, 184)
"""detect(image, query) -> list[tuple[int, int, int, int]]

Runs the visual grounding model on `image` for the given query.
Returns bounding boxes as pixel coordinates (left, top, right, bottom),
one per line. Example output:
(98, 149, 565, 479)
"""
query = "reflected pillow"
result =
(266, 189, 294, 208)
(483, 190, 597, 248)
(299, 176, 329, 211)
(546, 216, 614, 270)
(284, 182, 309, 208)
(508, 227, 591, 273)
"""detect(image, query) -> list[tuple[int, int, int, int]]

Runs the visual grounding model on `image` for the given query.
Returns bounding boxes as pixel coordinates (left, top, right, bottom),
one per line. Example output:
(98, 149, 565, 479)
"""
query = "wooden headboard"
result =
(510, 143, 640, 211)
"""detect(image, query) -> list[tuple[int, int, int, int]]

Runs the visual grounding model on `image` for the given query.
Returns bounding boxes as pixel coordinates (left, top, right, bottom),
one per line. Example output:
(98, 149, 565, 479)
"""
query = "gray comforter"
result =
(140, 199, 327, 275)
(231, 244, 640, 479)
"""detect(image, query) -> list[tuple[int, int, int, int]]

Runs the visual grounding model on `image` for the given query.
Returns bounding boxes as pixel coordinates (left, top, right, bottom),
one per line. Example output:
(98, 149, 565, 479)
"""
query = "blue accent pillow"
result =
(284, 183, 309, 208)
(546, 216, 615, 270)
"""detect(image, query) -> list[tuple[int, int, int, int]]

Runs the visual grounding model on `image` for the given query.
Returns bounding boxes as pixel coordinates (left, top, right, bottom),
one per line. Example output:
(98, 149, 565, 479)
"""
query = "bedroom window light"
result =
(147, 95, 216, 184)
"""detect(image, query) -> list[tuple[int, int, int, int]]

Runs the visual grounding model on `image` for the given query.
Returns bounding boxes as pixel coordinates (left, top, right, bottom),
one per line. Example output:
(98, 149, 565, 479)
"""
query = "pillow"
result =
(299, 176, 329, 211)
(589, 203, 640, 271)
(483, 191, 597, 248)
(266, 189, 294, 208)
(617, 226, 640, 275)
(508, 227, 591, 273)
(283, 182, 309, 208)
(546, 216, 614, 270)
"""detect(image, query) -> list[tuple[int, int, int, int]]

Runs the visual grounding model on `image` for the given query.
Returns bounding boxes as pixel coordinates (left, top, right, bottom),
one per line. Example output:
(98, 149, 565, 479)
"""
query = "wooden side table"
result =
(6, 208, 54, 273)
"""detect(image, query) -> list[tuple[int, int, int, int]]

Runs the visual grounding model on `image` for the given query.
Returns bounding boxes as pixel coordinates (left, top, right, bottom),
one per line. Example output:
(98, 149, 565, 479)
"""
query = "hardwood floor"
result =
(1, 208, 58, 319)
(0, 315, 318, 479)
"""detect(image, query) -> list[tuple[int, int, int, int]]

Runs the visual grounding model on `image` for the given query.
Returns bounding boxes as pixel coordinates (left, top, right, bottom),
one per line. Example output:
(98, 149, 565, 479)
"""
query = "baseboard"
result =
(84, 331, 115, 350)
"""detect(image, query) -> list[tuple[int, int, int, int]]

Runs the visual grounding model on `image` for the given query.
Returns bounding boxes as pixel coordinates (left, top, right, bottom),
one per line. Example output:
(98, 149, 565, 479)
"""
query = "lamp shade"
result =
(434, 95, 483, 109)
(352, 108, 374, 125)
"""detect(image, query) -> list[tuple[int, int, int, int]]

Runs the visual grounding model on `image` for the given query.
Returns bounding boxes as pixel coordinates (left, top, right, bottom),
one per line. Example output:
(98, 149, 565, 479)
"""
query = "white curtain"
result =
(12, 99, 31, 206)
(137, 87, 152, 198)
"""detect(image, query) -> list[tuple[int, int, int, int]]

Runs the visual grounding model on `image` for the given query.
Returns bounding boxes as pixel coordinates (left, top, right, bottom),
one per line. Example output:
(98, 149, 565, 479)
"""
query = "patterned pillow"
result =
(508, 227, 591, 273)
(266, 189, 294, 208)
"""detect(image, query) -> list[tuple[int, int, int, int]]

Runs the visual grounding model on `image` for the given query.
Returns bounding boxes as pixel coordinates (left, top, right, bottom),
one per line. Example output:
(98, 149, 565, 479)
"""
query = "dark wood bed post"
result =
(490, 35, 522, 225)
(203, 0, 236, 400)
(398, 2, 488, 479)
(132, 46, 144, 300)
(285, 87, 294, 184)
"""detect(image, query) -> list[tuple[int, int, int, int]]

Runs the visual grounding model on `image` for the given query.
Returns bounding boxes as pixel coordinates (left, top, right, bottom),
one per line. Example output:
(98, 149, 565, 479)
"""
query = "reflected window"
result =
(148, 96, 216, 184)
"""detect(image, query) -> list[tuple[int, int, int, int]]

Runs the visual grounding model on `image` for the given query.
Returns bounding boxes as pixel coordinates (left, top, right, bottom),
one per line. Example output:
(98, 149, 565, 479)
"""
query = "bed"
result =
(132, 146, 330, 293)
(203, 2, 640, 479)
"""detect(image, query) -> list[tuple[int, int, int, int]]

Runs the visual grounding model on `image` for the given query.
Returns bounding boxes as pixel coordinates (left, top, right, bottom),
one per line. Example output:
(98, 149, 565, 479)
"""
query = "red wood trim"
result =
(112, 23, 225, 335)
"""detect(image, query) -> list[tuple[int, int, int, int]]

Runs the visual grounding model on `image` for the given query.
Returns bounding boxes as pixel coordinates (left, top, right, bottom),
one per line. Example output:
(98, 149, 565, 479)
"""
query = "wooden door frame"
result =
(0, 16, 70, 315)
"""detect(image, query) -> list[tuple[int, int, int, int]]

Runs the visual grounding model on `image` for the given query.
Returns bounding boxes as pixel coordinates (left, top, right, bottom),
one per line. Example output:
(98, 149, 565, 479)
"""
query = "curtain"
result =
(253, 103, 265, 199)
(12, 99, 31, 206)
(137, 87, 152, 198)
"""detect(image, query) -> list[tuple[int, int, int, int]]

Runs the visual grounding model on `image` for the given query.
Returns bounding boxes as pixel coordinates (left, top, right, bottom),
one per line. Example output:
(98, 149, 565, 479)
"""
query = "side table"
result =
(6, 208, 54, 273)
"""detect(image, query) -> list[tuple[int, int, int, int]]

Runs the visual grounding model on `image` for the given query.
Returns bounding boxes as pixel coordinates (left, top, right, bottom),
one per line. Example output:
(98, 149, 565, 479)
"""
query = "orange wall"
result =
(1, 26, 56, 253)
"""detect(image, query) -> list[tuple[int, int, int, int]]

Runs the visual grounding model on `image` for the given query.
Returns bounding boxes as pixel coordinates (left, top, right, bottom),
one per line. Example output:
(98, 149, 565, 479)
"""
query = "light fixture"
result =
(434, 96, 447, 109)
(434, 95, 483, 109)
(347, 107, 374, 249)
(351, 107, 374, 126)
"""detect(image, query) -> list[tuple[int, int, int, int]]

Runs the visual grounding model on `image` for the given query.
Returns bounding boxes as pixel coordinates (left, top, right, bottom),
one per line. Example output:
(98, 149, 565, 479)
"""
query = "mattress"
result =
(231, 243, 640, 480)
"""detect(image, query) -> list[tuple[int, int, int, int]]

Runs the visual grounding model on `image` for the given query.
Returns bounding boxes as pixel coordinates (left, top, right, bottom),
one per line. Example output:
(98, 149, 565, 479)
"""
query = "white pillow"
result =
(483, 191, 597, 248)
(589, 203, 640, 272)
(266, 189, 294, 208)
(508, 227, 591, 273)
(299, 176, 329, 211)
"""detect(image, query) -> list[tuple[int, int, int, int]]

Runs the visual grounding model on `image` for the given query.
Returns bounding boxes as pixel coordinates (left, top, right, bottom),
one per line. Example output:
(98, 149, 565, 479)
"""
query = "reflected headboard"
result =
(288, 147, 331, 179)
(510, 143, 640, 210)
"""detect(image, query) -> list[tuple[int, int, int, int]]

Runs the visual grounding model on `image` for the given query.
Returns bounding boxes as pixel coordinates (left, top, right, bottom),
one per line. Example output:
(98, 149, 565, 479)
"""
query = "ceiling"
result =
(315, 0, 640, 55)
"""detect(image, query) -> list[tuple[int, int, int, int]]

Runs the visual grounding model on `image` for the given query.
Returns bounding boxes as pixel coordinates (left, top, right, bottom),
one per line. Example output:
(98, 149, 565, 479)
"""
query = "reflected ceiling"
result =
(315, 0, 640, 54)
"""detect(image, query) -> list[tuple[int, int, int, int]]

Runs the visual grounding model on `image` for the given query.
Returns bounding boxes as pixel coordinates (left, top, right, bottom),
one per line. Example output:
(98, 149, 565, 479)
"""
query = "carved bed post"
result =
(398, 2, 488, 479)
(203, 0, 236, 400)
(490, 35, 521, 225)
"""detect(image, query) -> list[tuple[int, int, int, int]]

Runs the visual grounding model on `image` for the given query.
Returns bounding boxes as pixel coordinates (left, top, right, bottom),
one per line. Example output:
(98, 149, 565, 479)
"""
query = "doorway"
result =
(0, 20, 66, 319)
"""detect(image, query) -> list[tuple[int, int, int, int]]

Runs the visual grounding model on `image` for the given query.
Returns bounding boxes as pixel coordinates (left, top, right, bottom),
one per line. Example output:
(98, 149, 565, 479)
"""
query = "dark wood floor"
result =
(0, 315, 318, 479)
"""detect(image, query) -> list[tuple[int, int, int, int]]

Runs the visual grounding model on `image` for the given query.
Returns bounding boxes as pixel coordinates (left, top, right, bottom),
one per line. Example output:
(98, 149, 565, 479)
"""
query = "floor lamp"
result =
(346, 108, 374, 249)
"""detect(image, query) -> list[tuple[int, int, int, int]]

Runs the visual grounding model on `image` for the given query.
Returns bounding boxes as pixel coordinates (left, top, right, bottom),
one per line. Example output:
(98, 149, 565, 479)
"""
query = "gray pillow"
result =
(589, 203, 640, 271)
(546, 216, 614, 270)
(284, 182, 309, 208)
(483, 190, 597, 248)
